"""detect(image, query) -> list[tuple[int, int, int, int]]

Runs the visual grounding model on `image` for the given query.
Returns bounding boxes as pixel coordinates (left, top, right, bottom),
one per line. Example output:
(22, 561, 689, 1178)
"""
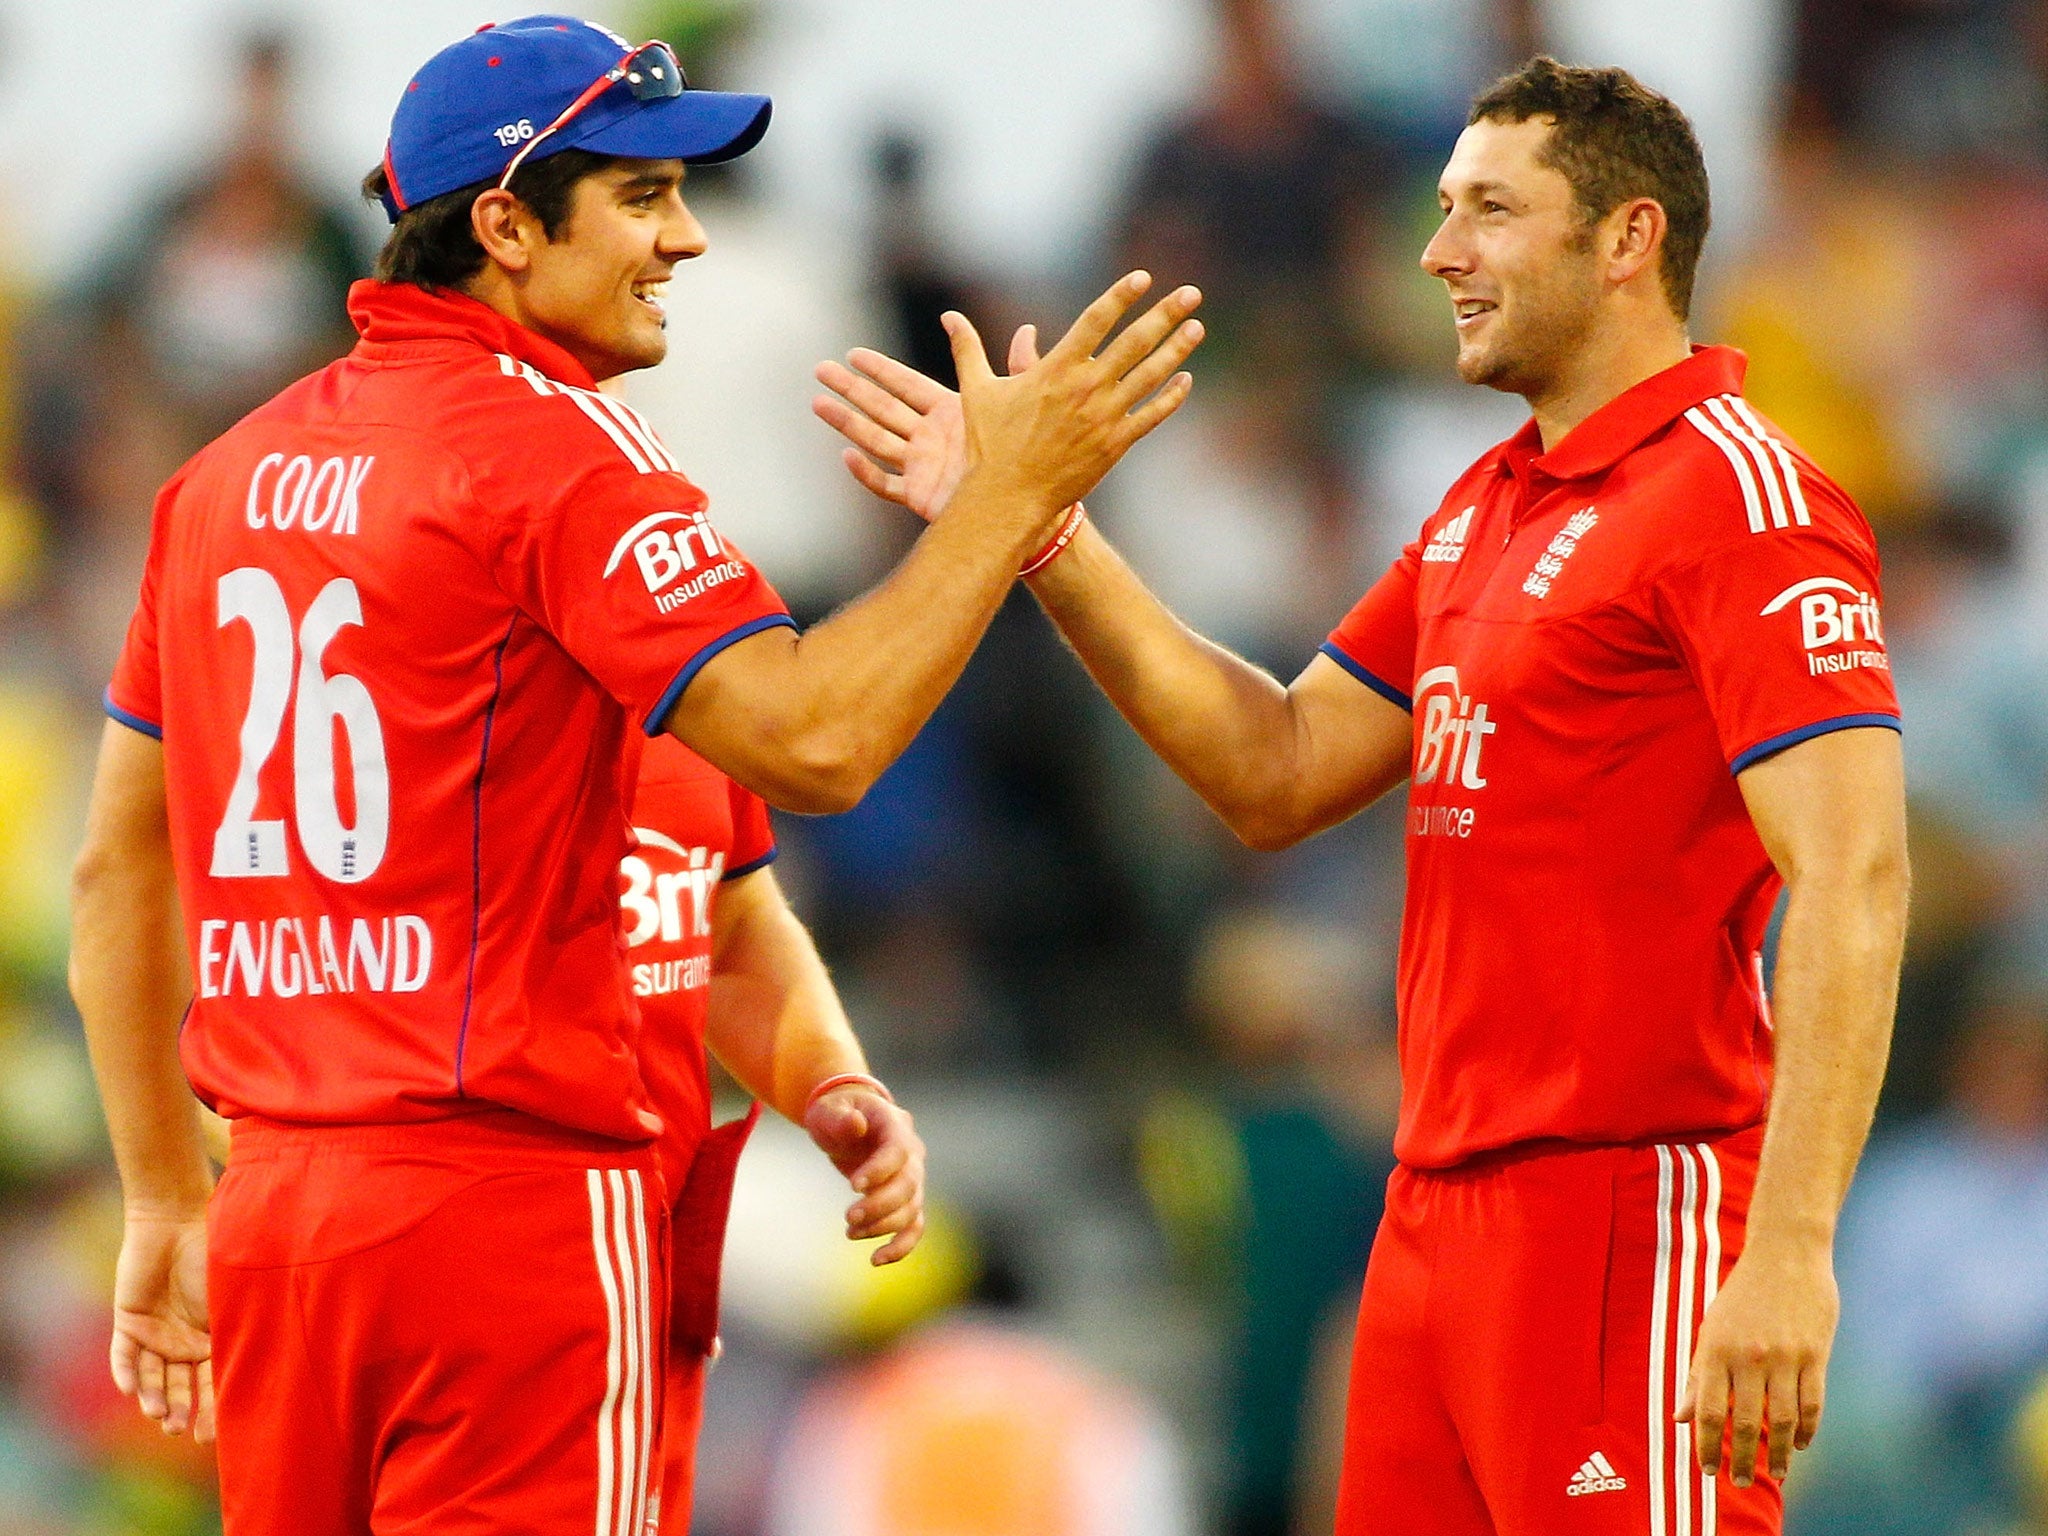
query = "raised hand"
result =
(111, 1210, 214, 1441)
(815, 272, 1201, 529)
(804, 1084, 927, 1266)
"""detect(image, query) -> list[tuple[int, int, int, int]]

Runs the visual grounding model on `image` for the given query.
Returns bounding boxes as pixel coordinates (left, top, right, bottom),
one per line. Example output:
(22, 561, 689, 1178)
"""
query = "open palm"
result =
(815, 326, 1044, 522)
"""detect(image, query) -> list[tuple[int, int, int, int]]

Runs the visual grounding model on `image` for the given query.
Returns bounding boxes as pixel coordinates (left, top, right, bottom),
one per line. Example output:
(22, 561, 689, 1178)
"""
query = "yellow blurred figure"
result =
(767, 1323, 1191, 1536)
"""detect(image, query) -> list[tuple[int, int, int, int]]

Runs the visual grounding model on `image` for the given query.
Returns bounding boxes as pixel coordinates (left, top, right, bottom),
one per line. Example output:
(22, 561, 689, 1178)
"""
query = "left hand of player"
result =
(1676, 1237, 1837, 1487)
(803, 1084, 928, 1265)
(814, 325, 1044, 523)
(110, 1209, 215, 1442)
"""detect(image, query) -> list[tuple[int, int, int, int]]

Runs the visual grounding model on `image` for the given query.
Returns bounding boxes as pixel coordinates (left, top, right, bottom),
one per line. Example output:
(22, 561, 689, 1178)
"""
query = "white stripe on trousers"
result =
(1651, 1145, 1724, 1536)
(588, 1169, 653, 1536)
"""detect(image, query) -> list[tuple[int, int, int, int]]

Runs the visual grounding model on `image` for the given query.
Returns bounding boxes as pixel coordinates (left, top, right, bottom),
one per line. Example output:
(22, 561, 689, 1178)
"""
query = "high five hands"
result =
(814, 272, 1203, 527)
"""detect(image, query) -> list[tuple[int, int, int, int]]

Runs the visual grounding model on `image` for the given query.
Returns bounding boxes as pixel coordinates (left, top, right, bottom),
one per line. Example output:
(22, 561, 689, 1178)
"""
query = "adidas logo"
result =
(1422, 505, 1476, 563)
(1566, 1452, 1627, 1496)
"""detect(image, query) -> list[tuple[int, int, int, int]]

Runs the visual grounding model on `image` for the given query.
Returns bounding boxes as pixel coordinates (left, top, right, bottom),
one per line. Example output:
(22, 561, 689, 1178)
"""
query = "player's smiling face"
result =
(1422, 117, 1604, 399)
(514, 158, 705, 381)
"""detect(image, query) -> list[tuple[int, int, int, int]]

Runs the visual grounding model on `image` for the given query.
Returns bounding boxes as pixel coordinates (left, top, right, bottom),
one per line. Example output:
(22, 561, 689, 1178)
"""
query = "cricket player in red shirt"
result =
(623, 732, 912, 1533)
(818, 57, 1908, 1536)
(66, 14, 1202, 1532)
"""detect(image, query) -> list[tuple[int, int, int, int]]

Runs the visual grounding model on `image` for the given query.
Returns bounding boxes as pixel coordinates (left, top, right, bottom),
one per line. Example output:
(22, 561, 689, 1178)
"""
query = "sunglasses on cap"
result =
(497, 40, 688, 190)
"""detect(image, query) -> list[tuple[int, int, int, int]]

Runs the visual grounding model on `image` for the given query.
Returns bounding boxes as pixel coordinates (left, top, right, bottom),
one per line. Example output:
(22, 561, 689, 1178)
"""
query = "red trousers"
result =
(1336, 1128, 1783, 1536)
(208, 1113, 669, 1536)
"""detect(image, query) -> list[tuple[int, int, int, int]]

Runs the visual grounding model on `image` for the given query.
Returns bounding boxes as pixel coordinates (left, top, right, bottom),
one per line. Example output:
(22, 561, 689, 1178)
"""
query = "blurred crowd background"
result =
(2, 0, 2048, 1531)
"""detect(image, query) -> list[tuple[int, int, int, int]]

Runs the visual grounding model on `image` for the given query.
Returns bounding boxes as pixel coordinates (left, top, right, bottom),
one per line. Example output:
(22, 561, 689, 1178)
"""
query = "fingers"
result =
(848, 1132, 909, 1196)
(812, 392, 911, 469)
(1120, 371, 1197, 442)
(134, 1345, 167, 1422)
(162, 1358, 195, 1435)
(1726, 1357, 1767, 1489)
(1045, 270, 1154, 366)
(1007, 323, 1040, 376)
(1764, 1361, 1801, 1480)
(847, 1163, 919, 1234)
(817, 360, 925, 441)
(111, 1329, 140, 1397)
(839, 445, 905, 504)
(942, 310, 996, 388)
(1683, 1355, 1729, 1479)
(1796, 1360, 1826, 1451)
(1098, 285, 1203, 385)
(871, 1211, 925, 1266)
(194, 1359, 217, 1445)
(846, 347, 953, 411)
(1110, 318, 1205, 417)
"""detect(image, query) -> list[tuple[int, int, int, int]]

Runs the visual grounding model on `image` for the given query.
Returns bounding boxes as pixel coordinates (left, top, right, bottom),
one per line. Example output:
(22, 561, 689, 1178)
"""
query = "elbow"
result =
(1225, 805, 1312, 853)
(765, 728, 881, 817)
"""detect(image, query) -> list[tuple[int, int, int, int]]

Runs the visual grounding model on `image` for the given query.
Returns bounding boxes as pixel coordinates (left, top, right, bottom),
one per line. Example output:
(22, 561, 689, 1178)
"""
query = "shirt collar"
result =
(346, 279, 599, 391)
(1511, 344, 1749, 483)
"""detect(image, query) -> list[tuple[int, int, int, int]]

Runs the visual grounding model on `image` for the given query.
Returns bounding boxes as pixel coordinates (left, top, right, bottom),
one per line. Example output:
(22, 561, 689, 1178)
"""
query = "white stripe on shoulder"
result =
(1723, 397, 1810, 526)
(1704, 397, 1788, 529)
(587, 391, 680, 474)
(493, 354, 655, 473)
(1683, 407, 1766, 534)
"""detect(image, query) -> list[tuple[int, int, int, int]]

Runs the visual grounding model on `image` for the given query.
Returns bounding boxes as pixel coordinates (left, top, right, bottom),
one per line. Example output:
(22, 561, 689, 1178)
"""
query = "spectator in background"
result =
(1793, 0, 2048, 163)
(1813, 991, 2048, 1533)
(1106, 0, 1394, 567)
(764, 1226, 1193, 1536)
(100, 28, 366, 441)
(1138, 909, 1396, 1536)
(871, 129, 988, 396)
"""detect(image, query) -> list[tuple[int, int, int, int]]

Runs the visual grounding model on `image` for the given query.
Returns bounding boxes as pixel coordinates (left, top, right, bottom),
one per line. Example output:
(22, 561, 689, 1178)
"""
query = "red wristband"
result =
(1020, 501, 1087, 577)
(804, 1072, 893, 1115)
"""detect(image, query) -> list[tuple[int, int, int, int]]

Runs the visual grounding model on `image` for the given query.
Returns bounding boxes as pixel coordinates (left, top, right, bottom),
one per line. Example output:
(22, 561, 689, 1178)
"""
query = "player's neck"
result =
(1525, 312, 1692, 454)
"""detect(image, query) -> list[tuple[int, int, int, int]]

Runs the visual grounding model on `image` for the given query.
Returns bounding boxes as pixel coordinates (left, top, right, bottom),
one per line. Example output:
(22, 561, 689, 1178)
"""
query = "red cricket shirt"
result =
(106, 280, 793, 1140)
(1324, 347, 1901, 1170)
(624, 732, 775, 1190)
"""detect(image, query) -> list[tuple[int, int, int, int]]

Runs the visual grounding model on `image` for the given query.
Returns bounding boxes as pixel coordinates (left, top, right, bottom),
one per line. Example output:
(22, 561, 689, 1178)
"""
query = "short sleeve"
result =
(723, 783, 776, 881)
(1652, 480, 1901, 773)
(1320, 535, 1423, 711)
(491, 447, 794, 735)
(106, 475, 184, 738)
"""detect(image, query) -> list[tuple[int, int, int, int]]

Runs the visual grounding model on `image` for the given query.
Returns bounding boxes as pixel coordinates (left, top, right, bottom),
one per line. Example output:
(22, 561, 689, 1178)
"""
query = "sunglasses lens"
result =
(623, 44, 686, 100)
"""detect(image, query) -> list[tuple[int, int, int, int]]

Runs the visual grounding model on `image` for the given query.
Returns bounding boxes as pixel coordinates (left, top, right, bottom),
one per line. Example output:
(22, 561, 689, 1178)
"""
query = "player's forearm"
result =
(674, 471, 1058, 814)
(1744, 853, 1907, 1254)
(70, 851, 212, 1217)
(704, 875, 867, 1124)
(1028, 523, 1311, 848)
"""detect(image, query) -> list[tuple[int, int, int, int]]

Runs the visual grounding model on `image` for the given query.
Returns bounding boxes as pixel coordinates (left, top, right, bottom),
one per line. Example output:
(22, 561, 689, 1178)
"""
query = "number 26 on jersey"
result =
(211, 568, 390, 885)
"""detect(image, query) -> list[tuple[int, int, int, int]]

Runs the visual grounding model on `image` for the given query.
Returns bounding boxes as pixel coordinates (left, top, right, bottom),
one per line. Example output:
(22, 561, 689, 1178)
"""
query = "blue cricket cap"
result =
(379, 14, 771, 221)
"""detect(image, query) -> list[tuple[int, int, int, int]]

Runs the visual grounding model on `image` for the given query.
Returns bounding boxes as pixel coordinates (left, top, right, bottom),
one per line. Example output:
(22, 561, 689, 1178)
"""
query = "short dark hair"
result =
(1469, 57, 1710, 320)
(359, 148, 616, 290)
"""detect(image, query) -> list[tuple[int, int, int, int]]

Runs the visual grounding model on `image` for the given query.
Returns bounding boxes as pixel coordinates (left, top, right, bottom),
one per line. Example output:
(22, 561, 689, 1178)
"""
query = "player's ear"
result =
(471, 188, 537, 274)
(1605, 197, 1666, 289)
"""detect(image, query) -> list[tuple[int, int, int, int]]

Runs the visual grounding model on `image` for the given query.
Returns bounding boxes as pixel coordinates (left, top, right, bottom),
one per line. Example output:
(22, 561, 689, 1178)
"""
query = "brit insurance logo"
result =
(1760, 576, 1889, 677)
(1409, 665, 1498, 840)
(604, 510, 747, 615)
